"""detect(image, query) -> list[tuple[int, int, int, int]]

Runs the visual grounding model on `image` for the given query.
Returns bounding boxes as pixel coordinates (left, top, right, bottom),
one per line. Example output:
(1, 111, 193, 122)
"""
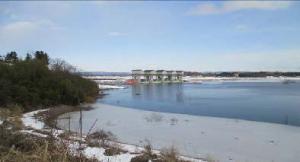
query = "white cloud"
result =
(0, 20, 64, 49)
(108, 32, 127, 37)
(188, 1, 292, 15)
(0, 20, 63, 40)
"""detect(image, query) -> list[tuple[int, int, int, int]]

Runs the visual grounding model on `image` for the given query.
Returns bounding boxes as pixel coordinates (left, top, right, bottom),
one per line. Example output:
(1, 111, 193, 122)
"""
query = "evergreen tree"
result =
(0, 51, 99, 111)
(25, 53, 32, 61)
(5, 51, 18, 63)
(34, 51, 49, 65)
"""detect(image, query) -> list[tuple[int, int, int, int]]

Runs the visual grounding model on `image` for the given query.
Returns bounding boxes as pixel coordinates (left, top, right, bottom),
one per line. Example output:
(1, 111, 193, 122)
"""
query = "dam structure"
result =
(132, 70, 184, 83)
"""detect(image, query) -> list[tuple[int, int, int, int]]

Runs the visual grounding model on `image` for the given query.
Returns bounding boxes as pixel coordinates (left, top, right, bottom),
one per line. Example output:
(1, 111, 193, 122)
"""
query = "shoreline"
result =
(18, 105, 204, 162)
(58, 103, 300, 162)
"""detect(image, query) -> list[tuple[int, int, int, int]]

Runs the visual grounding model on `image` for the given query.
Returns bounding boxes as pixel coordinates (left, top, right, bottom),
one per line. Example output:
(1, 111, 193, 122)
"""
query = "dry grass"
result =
(131, 142, 158, 162)
(160, 146, 181, 162)
(104, 142, 126, 156)
(0, 124, 96, 162)
(130, 142, 190, 162)
(0, 105, 24, 130)
(86, 129, 116, 148)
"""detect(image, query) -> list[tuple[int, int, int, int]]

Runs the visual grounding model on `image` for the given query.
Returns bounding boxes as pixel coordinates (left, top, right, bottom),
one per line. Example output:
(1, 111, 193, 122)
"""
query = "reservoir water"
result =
(58, 80, 300, 161)
(98, 80, 300, 126)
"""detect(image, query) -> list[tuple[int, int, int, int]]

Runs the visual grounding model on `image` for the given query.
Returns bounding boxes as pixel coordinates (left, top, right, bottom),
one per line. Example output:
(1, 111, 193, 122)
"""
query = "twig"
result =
(86, 119, 98, 137)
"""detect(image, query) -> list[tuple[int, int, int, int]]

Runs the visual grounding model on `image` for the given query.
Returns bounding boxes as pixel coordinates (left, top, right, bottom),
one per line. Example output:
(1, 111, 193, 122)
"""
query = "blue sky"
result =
(0, 1, 300, 72)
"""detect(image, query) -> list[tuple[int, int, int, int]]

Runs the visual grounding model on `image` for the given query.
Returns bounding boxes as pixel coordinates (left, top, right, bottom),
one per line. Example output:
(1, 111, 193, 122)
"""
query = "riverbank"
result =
(0, 105, 204, 162)
(58, 103, 300, 162)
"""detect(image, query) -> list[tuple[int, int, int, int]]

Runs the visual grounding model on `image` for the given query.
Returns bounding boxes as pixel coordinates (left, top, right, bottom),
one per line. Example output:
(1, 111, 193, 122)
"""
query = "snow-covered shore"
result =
(59, 103, 300, 162)
(20, 108, 203, 162)
(183, 76, 300, 83)
(98, 84, 126, 90)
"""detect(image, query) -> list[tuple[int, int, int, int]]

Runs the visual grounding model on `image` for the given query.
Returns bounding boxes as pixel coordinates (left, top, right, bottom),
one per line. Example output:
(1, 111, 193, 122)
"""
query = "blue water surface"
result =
(97, 81, 300, 126)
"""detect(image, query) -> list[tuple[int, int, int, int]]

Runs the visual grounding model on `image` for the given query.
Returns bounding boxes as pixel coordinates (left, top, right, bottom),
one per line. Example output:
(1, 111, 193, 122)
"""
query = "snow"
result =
(98, 84, 126, 90)
(83, 147, 136, 162)
(183, 76, 300, 83)
(21, 109, 48, 129)
(20, 108, 203, 162)
(20, 130, 48, 138)
(58, 103, 300, 162)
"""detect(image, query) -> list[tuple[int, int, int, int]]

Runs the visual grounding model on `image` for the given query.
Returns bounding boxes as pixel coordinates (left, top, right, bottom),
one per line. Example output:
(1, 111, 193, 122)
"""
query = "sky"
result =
(0, 1, 300, 72)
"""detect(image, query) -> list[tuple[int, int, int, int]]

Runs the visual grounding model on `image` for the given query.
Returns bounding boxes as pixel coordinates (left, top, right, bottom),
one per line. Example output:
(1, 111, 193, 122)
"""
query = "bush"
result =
(86, 130, 116, 147)
(0, 51, 99, 112)
(159, 146, 190, 162)
(104, 143, 125, 156)
(131, 142, 158, 162)
(0, 125, 96, 162)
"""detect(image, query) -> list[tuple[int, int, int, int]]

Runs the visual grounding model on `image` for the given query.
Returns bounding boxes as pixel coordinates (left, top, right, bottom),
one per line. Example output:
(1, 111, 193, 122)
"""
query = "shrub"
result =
(104, 142, 125, 156)
(131, 142, 158, 162)
(0, 51, 99, 112)
(0, 125, 96, 162)
(159, 146, 190, 162)
(86, 130, 116, 147)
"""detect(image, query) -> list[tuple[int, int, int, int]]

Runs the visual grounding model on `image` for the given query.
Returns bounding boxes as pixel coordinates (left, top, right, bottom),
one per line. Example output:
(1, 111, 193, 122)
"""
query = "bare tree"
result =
(50, 58, 77, 73)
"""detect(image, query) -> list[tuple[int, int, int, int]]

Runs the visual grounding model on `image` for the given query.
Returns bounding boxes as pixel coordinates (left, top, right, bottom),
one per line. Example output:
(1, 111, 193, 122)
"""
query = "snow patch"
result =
(98, 84, 125, 89)
(83, 147, 136, 162)
(20, 130, 48, 138)
(21, 109, 48, 129)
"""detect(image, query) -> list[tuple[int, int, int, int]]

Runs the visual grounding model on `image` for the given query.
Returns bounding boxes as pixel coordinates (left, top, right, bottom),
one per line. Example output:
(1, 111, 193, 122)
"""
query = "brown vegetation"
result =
(0, 123, 96, 162)
(131, 142, 191, 162)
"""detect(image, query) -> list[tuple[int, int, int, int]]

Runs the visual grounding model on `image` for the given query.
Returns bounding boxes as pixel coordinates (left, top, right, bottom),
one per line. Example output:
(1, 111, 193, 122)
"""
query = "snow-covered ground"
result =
(84, 147, 136, 162)
(59, 103, 300, 162)
(183, 76, 300, 83)
(21, 107, 203, 162)
(98, 84, 126, 90)
(22, 109, 48, 129)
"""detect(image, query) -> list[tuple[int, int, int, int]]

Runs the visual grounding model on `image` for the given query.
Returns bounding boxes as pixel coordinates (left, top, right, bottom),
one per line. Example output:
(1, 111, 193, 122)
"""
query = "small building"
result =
(131, 69, 183, 83)
(132, 69, 144, 82)
(176, 71, 184, 80)
(156, 70, 167, 81)
(166, 71, 177, 81)
(144, 70, 156, 82)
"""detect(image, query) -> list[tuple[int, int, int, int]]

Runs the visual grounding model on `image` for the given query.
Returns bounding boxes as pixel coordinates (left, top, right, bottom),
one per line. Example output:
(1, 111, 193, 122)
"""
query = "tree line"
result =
(0, 51, 99, 111)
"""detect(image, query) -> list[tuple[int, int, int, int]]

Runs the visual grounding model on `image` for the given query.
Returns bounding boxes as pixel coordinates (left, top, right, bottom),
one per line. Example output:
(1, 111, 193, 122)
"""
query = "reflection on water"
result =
(98, 81, 300, 126)
(132, 84, 184, 103)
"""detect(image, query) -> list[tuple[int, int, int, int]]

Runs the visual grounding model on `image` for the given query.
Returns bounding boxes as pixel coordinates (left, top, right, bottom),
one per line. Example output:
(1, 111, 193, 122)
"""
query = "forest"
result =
(0, 51, 99, 111)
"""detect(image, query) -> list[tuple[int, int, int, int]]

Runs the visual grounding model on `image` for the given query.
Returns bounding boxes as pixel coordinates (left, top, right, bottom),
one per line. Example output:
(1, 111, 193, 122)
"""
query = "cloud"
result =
(0, 20, 64, 49)
(0, 20, 63, 39)
(108, 32, 127, 37)
(188, 1, 292, 15)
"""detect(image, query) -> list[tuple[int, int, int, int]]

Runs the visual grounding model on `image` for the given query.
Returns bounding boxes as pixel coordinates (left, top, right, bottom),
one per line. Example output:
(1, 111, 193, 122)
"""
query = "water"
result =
(98, 81, 300, 126)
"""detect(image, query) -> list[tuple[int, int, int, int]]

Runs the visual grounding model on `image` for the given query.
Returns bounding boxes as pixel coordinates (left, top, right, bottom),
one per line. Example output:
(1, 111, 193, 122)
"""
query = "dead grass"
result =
(159, 146, 191, 162)
(0, 124, 96, 162)
(130, 142, 191, 162)
(86, 129, 116, 148)
(131, 142, 158, 162)
(0, 105, 24, 130)
(104, 142, 126, 156)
